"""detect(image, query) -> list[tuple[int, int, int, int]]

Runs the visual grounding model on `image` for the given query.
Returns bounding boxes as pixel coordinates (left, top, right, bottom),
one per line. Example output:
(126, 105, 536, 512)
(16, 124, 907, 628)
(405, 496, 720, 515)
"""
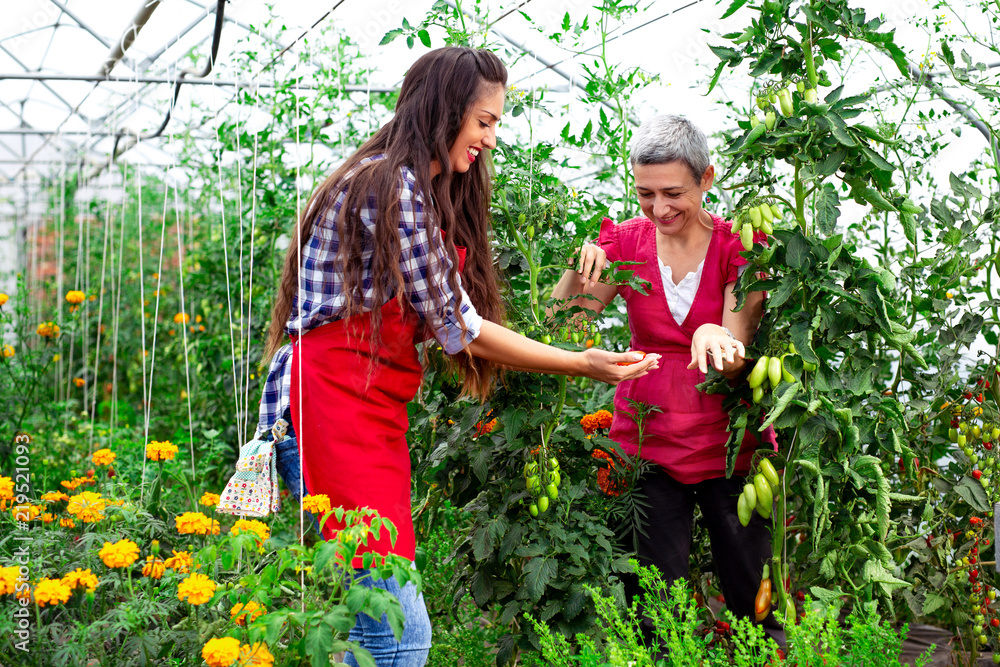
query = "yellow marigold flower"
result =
(41, 491, 69, 503)
(177, 572, 216, 605)
(36, 322, 60, 338)
(65, 290, 86, 304)
(66, 491, 106, 523)
(99, 539, 140, 568)
(146, 440, 179, 461)
(202, 637, 241, 667)
(301, 494, 331, 515)
(173, 312, 190, 324)
(1, 345, 13, 359)
(594, 409, 613, 429)
(60, 479, 81, 491)
(199, 492, 221, 507)
(0, 566, 21, 595)
(164, 550, 193, 573)
(0, 476, 13, 500)
(34, 578, 72, 607)
(230, 519, 270, 544)
(142, 556, 165, 580)
(238, 642, 275, 666)
(230, 600, 266, 626)
(62, 568, 98, 592)
(41, 513, 55, 524)
(0, 293, 7, 306)
(60, 517, 75, 528)
(11, 504, 41, 521)
(175, 511, 220, 535)
(91, 449, 116, 466)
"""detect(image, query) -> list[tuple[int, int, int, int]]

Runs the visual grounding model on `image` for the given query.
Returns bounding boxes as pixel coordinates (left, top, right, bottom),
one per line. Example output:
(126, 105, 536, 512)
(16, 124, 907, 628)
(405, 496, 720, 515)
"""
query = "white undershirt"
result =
(658, 258, 749, 325)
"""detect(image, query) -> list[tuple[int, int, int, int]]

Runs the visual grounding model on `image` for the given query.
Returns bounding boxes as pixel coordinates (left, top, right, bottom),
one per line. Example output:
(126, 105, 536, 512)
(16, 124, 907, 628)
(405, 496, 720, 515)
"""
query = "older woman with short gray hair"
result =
(552, 113, 782, 647)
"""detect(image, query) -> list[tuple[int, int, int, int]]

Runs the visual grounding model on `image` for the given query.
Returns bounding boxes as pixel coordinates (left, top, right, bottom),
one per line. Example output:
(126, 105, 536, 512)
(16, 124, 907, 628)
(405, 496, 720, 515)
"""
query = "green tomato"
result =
(958, 434, 967, 448)
(748, 207, 762, 229)
(548, 457, 560, 471)
(737, 493, 752, 527)
(804, 88, 817, 103)
(537, 496, 549, 513)
(526, 475, 540, 491)
(740, 224, 753, 251)
(802, 359, 818, 372)
(742, 483, 757, 509)
(529, 503, 539, 517)
(767, 356, 782, 389)
(524, 462, 538, 477)
(550, 471, 561, 486)
(752, 385, 764, 404)
(764, 111, 776, 131)
(750, 114, 761, 128)
(748, 356, 769, 389)
(546, 483, 559, 500)
(797, 80, 806, 93)
(541, 334, 552, 345)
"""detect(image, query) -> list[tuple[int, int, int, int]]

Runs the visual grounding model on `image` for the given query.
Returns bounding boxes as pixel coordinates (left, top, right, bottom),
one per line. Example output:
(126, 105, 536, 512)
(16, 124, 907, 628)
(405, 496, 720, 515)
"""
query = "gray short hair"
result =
(629, 114, 710, 181)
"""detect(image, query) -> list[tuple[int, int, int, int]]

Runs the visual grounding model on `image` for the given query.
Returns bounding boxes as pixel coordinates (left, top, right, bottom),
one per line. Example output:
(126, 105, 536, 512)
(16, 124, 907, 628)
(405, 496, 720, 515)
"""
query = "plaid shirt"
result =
(256, 155, 483, 433)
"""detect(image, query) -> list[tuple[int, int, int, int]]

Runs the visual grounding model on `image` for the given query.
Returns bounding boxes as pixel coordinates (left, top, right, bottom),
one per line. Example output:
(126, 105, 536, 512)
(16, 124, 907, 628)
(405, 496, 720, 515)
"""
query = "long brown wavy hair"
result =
(264, 47, 507, 399)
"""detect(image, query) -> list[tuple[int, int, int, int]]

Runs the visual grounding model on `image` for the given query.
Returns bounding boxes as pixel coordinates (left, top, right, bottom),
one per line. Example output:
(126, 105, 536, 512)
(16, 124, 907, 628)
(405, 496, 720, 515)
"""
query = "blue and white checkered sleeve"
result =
(397, 172, 483, 355)
(257, 344, 292, 435)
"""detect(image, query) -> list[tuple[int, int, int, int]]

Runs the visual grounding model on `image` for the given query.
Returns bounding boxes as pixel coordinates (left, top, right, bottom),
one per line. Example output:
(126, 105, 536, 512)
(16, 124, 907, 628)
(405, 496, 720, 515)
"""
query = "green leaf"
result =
(922, 592, 948, 615)
(814, 183, 841, 235)
(760, 382, 801, 430)
(862, 559, 910, 597)
(523, 557, 558, 603)
(749, 49, 782, 76)
(379, 29, 403, 46)
(417, 29, 431, 48)
(502, 406, 529, 442)
(720, 0, 749, 19)
(709, 45, 741, 62)
(853, 455, 891, 540)
(954, 476, 991, 512)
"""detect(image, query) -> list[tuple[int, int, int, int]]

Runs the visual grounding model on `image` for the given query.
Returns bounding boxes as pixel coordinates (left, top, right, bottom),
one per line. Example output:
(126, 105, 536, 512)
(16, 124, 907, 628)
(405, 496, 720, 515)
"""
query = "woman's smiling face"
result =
(445, 84, 505, 175)
(632, 161, 715, 237)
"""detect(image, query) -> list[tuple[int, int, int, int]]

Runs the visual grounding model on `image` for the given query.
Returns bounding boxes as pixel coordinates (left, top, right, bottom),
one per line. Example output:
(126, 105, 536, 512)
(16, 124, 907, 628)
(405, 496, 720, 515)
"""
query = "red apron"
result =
(289, 239, 465, 564)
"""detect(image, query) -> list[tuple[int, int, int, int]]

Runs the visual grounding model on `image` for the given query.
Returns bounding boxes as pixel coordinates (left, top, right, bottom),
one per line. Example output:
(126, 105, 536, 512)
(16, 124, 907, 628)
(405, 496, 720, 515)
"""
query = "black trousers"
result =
(621, 465, 785, 645)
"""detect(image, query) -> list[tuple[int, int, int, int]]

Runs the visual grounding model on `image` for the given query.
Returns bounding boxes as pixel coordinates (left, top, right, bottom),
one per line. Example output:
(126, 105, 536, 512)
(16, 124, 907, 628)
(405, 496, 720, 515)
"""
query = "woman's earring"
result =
(705, 193, 714, 205)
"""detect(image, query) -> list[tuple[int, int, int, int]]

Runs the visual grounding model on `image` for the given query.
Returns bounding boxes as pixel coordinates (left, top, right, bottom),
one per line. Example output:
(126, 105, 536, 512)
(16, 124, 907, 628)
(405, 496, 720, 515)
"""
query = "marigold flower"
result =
(231, 519, 270, 544)
(99, 539, 140, 568)
(62, 568, 99, 592)
(592, 449, 629, 497)
(231, 600, 266, 626)
(199, 492, 221, 507)
(60, 517, 76, 529)
(580, 414, 599, 435)
(474, 418, 498, 437)
(0, 566, 21, 595)
(175, 511, 220, 535)
(238, 642, 275, 666)
(36, 322, 60, 338)
(1, 345, 12, 359)
(177, 572, 216, 605)
(0, 293, 7, 306)
(41, 491, 69, 503)
(202, 637, 241, 667)
(34, 578, 72, 607)
(173, 312, 190, 325)
(164, 550, 194, 573)
(301, 494, 331, 515)
(11, 504, 41, 521)
(41, 513, 55, 524)
(0, 476, 13, 500)
(91, 449, 116, 466)
(594, 409, 613, 429)
(66, 491, 106, 523)
(65, 290, 86, 305)
(146, 440, 179, 461)
(142, 556, 165, 580)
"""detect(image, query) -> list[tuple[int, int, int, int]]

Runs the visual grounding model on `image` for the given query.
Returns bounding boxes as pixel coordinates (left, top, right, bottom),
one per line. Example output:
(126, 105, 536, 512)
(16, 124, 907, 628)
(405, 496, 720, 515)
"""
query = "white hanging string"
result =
(233, 64, 247, 441)
(242, 73, 263, 444)
(56, 161, 66, 407)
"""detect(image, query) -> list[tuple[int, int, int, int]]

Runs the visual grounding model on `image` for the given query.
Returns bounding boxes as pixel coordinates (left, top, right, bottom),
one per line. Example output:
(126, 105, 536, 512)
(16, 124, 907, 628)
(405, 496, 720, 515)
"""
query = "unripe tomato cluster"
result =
(521, 322, 601, 349)
(731, 202, 781, 251)
(747, 341, 816, 404)
(738, 458, 780, 526)
(751, 79, 820, 130)
(952, 516, 999, 654)
(947, 402, 999, 498)
(524, 456, 561, 517)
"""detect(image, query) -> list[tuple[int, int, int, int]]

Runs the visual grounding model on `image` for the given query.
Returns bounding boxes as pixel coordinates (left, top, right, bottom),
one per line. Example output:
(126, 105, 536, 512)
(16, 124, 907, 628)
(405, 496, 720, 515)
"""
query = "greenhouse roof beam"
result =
(0, 72, 396, 92)
(0, 42, 95, 126)
(99, 0, 163, 77)
(46, 0, 113, 50)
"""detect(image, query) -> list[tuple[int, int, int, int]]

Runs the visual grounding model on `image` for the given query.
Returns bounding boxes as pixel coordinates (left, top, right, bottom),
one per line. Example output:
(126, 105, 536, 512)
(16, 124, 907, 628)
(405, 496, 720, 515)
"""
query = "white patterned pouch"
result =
(217, 419, 286, 517)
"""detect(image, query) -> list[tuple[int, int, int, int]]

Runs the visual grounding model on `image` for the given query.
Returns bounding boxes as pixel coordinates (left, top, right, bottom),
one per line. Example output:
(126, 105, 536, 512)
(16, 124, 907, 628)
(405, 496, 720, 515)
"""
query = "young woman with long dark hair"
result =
(256, 47, 659, 666)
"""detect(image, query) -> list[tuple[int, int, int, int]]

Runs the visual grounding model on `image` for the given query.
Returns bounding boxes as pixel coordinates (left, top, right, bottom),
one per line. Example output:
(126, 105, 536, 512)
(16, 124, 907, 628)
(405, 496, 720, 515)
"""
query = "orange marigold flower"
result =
(66, 491, 106, 523)
(0, 476, 13, 500)
(580, 414, 599, 435)
(591, 449, 629, 497)
(92, 449, 116, 466)
(474, 418, 498, 437)
(173, 312, 190, 325)
(41, 491, 69, 503)
(146, 440, 179, 461)
(164, 550, 194, 573)
(301, 494, 331, 515)
(175, 511, 220, 535)
(73, 377, 85, 388)
(142, 556, 165, 580)
(36, 322, 60, 338)
(34, 578, 72, 607)
(594, 409, 613, 429)
(202, 637, 241, 667)
(60, 517, 76, 529)
(99, 539, 140, 568)
(41, 513, 55, 524)
(231, 600, 267, 626)
(1, 345, 13, 359)
(65, 290, 86, 305)
(177, 572, 216, 605)
(238, 642, 275, 666)
(230, 519, 270, 544)
(62, 568, 98, 592)
(199, 492, 221, 507)
(0, 566, 21, 595)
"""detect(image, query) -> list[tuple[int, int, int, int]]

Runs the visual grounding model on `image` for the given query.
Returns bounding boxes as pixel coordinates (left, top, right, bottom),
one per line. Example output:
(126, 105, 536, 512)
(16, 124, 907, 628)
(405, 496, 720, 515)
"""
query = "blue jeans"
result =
(344, 569, 432, 667)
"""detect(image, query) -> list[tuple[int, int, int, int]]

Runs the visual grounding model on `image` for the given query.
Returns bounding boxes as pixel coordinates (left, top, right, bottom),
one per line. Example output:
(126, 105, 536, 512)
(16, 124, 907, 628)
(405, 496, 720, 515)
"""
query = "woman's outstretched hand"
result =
(688, 324, 746, 375)
(581, 349, 660, 385)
